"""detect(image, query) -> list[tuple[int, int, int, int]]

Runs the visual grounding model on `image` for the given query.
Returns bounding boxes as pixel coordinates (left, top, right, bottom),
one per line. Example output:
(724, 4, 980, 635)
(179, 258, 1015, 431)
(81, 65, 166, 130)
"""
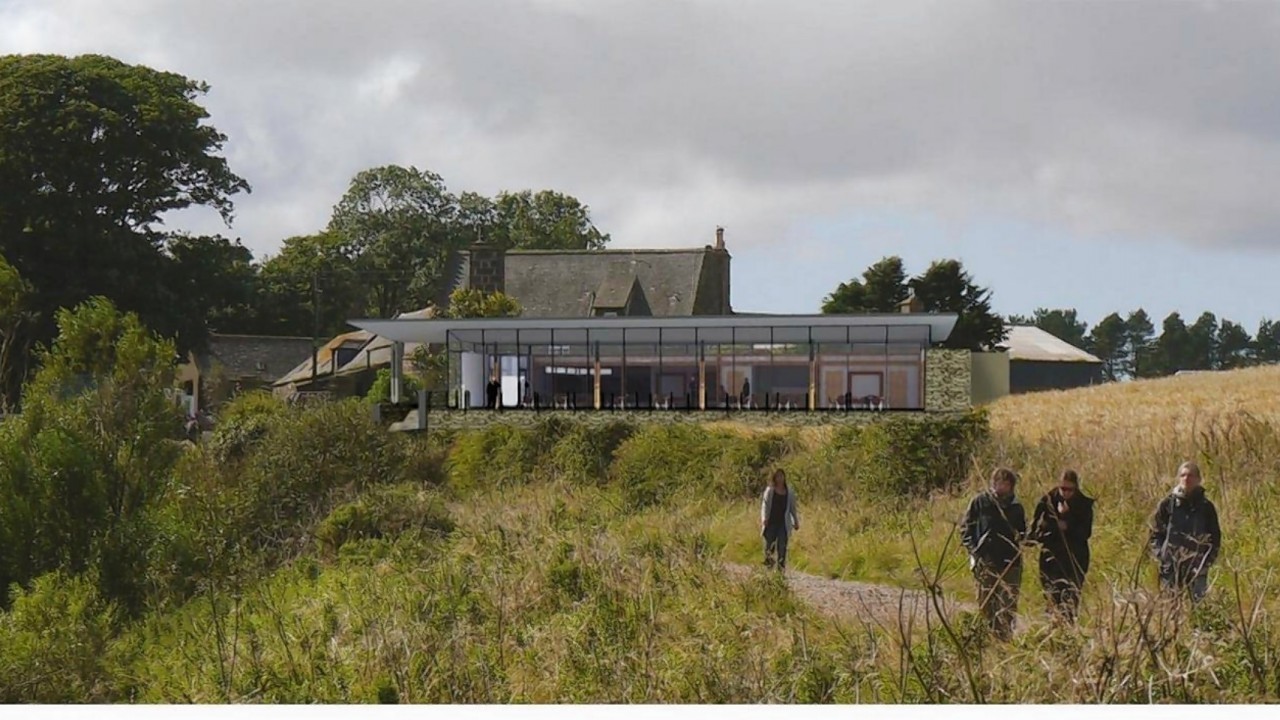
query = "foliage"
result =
(0, 53, 249, 380)
(821, 256, 909, 314)
(314, 484, 454, 558)
(445, 287, 522, 319)
(0, 256, 31, 409)
(822, 256, 1006, 351)
(206, 390, 287, 464)
(0, 298, 180, 612)
(492, 190, 610, 250)
(328, 165, 458, 318)
(364, 368, 422, 405)
(836, 410, 990, 498)
(0, 571, 120, 702)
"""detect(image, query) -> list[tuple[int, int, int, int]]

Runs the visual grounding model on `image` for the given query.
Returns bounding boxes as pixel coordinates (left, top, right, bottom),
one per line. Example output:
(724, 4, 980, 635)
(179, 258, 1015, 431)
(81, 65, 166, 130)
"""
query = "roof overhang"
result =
(347, 313, 959, 347)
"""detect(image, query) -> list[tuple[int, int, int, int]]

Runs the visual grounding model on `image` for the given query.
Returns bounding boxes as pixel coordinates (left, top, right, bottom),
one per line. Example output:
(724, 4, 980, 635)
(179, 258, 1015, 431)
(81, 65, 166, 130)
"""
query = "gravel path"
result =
(723, 562, 977, 631)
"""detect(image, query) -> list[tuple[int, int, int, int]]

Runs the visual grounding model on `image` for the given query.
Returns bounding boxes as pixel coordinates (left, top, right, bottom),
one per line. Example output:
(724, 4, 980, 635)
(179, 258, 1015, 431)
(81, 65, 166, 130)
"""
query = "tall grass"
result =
(3, 367, 1280, 702)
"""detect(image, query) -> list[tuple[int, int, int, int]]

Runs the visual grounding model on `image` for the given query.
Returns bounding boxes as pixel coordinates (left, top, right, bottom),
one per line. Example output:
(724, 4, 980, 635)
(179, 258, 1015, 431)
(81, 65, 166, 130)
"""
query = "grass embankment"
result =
(2, 366, 1280, 702)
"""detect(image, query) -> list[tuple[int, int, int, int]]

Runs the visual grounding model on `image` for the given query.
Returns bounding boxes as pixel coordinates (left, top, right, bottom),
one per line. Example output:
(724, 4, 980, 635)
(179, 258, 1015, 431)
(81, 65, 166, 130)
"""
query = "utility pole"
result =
(311, 271, 320, 383)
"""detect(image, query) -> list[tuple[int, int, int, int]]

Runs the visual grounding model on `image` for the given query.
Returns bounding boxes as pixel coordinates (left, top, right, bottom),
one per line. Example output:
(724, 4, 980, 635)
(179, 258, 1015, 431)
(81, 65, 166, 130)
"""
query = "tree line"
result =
(1006, 308, 1280, 380)
(0, 53, 607, 407)
(821, 256, 1277, 380)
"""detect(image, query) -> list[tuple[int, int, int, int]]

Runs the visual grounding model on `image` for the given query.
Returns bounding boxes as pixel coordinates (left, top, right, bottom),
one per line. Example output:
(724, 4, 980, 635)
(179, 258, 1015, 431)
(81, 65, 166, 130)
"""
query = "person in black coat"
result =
(1031, 469, 1094, 624)
(1148, 460, 1221, 605)
(961, 467, 1027, 641)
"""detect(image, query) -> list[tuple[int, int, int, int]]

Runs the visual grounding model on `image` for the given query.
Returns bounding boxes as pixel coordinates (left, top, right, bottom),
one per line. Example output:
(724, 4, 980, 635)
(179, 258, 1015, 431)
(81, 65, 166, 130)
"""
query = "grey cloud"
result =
(5, 0, 1280, 256)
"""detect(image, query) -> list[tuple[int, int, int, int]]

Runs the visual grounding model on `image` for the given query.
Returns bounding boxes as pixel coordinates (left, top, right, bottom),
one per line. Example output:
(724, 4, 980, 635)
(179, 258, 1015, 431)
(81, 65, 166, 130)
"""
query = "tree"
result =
(328, 165, 459, 319)
(821, 256, 909, 313)
(1124, 309, 1156, 378)
(1151, 312, 1192, 376)
(256, 232, 364, 338)
(1254, 319, 1280, 364)
(1009, 308, 1089, 350)
(0, 297, 180, 611)
(1186, 311, 1219, 371)
(162, 234, 262, 347)
(493, 190, 610, 250)
(908, 260, 1007, 351)
(0, 53, 249, 386)
(0, 256, 32, 409)
(1089, 313, 1128, 381)
(1218, 319, 1253, 369)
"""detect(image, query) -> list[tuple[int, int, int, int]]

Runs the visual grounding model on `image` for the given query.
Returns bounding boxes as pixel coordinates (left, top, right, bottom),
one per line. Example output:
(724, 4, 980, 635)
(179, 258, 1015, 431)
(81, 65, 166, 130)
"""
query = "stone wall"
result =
(925, 348, 972, 412)
(403, 408, 925, 433)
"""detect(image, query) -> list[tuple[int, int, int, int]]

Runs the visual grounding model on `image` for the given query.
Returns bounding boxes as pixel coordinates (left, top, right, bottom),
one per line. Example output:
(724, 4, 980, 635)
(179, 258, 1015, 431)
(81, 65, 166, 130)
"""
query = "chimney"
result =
(714, 226, 725, 251)
(467, 242, 506, 294)
(899, 290, 924, 314)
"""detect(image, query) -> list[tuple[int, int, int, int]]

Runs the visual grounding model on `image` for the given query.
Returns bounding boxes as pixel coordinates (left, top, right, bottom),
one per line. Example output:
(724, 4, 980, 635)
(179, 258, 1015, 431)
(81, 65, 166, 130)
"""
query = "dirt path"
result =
(723, 562, 976, 631)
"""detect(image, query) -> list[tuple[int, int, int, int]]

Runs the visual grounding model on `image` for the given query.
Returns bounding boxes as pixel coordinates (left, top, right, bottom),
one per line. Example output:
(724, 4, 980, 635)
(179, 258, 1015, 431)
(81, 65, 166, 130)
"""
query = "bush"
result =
(364, 368, 422, 405)
(314, 484, 454, 557)
(0, 571, 120, 702)
(610, 425, 792, 508)
(547, 420, 636, 485)
(833, 410, 990, 498)
(206, 391, 287, 464)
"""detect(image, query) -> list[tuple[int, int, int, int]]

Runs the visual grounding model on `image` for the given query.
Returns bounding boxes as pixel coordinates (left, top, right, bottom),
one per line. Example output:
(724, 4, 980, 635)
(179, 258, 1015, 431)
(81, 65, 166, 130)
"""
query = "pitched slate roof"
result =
(456, 248, 723, 317)
(197, 334, 315, 384)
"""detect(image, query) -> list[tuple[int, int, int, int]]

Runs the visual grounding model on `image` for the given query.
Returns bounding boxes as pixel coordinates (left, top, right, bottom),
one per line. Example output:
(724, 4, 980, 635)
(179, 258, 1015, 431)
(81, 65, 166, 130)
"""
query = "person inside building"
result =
(1148, 460, 1221, 605)
(1031, 469, 1094, 624)
(962, 467, 1027, 641)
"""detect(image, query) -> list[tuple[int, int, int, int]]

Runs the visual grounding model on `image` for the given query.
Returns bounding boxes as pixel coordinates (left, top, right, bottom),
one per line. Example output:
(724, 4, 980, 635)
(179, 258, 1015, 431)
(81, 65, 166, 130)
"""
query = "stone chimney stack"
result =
(467, 243, 506, 294)
(714, 226, 725, 251)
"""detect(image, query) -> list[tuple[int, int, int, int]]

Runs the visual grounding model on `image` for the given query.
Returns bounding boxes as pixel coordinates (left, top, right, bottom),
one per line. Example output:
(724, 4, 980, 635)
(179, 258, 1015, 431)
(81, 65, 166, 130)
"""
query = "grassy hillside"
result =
(3, 364, 1280, 703)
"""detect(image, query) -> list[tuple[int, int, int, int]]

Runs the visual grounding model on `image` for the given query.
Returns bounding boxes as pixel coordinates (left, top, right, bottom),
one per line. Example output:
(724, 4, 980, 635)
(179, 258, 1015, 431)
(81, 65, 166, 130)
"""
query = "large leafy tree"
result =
(162, 234, 262, 348)
(908, 259, 1007, 351)
(493, 190, 610, 250)
(1186, 311, 1219, 371)
(328, 165, 458, 318)
(256, 231, 364, 338)
(0, 53, 249, 391)
(1151, 312, 1193, 375)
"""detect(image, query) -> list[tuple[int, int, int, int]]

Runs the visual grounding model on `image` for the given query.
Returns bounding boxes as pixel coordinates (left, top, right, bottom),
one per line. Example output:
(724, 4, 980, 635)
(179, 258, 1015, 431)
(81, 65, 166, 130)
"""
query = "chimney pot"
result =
(714, 226, 725, 250)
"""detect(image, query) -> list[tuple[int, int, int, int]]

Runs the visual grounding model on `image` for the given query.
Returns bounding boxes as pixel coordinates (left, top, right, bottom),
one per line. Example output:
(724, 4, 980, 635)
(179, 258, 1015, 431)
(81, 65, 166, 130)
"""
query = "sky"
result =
(2, 0, 1277, 332)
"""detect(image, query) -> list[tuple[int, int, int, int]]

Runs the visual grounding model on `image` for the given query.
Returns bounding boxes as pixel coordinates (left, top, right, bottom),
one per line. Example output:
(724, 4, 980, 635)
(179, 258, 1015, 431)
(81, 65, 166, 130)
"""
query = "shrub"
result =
(0, 571, 120, 702)
(610, 425, 792, 508)
(365, 368, 422, 405)
(314, 484, 454, 557)
(547, 420, 636, 485)
(824, 410, 990, 498)
(206, 391, 287, 464)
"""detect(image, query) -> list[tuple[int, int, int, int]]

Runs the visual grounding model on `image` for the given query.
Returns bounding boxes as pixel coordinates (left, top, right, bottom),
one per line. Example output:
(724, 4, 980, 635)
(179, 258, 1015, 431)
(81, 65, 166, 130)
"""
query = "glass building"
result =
(351, 313, 958, 413)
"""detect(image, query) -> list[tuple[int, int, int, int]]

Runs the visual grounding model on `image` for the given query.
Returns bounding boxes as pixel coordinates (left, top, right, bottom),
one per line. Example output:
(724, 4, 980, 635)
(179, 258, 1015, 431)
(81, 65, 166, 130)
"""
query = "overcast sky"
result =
(3, 0, 1277, 331)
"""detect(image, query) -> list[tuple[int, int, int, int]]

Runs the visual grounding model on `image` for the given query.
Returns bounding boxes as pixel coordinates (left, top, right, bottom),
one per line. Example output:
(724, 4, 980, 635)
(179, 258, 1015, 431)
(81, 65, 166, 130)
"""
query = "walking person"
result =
(961, 467, 1027, 641)
(1031, 470, 1094, 624)
(1148, 460, 1221, 605)
(760, 469, 799, 571)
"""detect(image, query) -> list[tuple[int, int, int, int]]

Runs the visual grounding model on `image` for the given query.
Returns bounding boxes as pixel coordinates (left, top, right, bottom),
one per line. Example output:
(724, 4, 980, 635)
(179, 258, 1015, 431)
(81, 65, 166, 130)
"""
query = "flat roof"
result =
(348, 313, 958, 346)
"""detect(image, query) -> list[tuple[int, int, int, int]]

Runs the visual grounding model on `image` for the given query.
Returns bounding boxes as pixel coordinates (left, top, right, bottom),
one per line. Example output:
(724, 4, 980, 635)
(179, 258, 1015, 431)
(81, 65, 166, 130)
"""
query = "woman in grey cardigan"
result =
(760, 469, 799, 570)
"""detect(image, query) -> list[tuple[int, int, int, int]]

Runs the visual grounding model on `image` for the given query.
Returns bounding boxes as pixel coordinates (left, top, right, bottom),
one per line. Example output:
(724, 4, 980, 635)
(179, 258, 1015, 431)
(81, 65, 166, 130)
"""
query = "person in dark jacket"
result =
(961, 467, 1027, 641)
(1148, 460, 1221, 605)
(1031, 469, 1094, 624)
